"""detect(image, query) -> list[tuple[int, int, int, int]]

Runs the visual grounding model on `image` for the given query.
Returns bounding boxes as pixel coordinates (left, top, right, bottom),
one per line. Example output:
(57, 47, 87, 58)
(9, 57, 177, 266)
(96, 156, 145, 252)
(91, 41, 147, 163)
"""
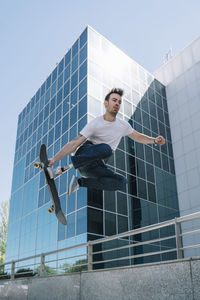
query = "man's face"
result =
(104, 93, 122, 115)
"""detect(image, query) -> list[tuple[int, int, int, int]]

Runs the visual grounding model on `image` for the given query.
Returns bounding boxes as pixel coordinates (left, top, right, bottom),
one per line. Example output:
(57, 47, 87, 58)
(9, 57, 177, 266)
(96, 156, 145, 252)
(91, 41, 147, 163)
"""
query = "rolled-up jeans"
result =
(71, 141, 128, 191)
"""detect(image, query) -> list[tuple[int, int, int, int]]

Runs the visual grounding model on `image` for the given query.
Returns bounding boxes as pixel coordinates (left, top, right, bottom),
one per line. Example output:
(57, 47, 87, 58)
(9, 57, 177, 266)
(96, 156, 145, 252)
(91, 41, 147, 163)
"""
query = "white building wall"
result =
(155, 37, 200, 257)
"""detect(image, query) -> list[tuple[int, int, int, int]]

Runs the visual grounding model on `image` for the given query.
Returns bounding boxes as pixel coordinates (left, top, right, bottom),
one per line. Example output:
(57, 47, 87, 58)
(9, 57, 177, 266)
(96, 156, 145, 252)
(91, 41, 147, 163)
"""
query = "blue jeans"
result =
(71, 142, 128, 191)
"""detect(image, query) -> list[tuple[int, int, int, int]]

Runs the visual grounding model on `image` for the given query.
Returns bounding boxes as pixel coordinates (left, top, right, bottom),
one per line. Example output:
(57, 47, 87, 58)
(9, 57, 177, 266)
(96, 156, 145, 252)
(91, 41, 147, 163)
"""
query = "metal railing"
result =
(1, 211, 200, 280)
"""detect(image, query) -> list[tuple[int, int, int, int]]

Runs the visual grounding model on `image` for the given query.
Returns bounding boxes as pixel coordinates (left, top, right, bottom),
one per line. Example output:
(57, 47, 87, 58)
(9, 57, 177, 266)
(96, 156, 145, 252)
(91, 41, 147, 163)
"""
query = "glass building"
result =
(6, 26, 179, 270)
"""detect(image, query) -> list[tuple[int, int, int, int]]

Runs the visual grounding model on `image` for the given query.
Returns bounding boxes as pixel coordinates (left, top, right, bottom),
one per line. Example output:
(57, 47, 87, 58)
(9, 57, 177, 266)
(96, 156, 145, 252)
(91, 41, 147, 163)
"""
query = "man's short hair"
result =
(105, 88, 124, 101)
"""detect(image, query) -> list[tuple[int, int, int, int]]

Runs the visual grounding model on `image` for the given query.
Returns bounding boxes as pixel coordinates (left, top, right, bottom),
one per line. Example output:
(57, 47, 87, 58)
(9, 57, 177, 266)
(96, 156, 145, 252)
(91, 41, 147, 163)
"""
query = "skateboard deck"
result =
(34, 144, 67, 225)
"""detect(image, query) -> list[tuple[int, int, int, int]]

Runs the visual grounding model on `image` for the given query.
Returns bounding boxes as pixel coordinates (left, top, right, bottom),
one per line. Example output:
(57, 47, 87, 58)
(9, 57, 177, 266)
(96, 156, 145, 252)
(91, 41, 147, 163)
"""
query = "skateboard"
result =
(34, 144, 67, 225)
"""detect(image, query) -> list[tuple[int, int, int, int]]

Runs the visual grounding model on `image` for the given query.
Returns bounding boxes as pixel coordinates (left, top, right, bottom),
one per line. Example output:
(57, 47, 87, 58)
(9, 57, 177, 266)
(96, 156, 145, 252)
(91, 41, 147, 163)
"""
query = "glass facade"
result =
(6, 26, 179, 270)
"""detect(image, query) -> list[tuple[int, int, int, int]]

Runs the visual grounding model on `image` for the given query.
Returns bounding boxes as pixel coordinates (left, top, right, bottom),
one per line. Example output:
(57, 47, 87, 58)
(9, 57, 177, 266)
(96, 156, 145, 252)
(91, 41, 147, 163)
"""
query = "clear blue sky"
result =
(0, 0, 200, 212)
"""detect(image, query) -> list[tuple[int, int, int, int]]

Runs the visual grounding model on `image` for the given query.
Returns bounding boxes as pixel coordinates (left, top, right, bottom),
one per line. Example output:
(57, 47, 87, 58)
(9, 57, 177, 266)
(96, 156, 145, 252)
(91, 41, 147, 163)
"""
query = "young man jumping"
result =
(48, 88, 165, 195)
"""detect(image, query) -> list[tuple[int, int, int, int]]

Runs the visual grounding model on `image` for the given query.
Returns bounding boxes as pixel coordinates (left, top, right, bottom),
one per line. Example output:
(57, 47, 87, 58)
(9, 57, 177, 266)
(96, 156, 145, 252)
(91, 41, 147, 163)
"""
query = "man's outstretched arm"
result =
(128, 130, 165, 145)
(48, 135, 86, 166)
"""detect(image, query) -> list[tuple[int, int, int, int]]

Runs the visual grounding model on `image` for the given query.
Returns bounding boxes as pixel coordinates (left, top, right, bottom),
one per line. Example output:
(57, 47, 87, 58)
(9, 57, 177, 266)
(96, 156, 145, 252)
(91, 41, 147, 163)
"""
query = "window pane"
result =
(104, 191, 115, 212)
(117, 192, 127, 215)
(72, 55, 78, 73)
(79, 78, 87, 100)
(80, 28, 87, 48)
(105, 212, 116, 236)
(118, 215, 128, 234)
(65, 49, 71, 66)
(80, 44, 87, 64)
(138, 178, 147, 199)
(79, 61, 87, 82)
(88, 208, 103, 235)
(77, 208, 87, 235)
(67, 213, 75, 238)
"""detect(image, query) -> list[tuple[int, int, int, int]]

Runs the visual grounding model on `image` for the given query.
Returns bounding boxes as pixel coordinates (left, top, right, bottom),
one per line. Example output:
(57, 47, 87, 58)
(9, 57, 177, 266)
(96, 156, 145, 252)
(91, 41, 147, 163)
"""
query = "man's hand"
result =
(155, 136, 165, 145)
(48, 158, 56, 167)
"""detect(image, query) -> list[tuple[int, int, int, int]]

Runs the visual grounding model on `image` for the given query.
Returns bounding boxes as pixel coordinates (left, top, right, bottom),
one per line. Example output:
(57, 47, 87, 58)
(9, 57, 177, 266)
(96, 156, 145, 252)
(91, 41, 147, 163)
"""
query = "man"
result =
(48, 88, 165, 195)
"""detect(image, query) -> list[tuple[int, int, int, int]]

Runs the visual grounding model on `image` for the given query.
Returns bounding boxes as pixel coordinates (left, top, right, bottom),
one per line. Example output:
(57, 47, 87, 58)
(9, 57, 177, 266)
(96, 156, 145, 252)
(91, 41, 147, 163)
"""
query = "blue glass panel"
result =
(31, 96, 35, 108)
(39, 96, 45, 110)
(44, 103, 49, 120)
(72, 40, 78, 57)
(57, 73, 63, 90)
(9, 188, 23, 223)
(79, 44, 87, 64)
(60, 172, 67, 195)
(63, 97, 70, 116)
(77, 189, 87, 209)
(62, 113, 69, 134)
(71, 70, 78, 90)
(79, 78, 87, 100)
(52, 67, 57, 83)
(64, 80, 70, 98)
(51, 81, 57, 97)
(72, 55, 78, 73)
(36, 89, 40, 102)
(23, 175, 39, 216)
(80, 28, 87, 48)
(54, 138, 61, 155)
(67, 213, 75, 238)
(61, 131, 68, 147)
(58, 58, 64, 75)
(71, 87, 78, 105)
(11, 158, 25, 193)
(38, 188, 45, 207)
(79, 61, 87, 82)
(55, 121, 61, 141)
(67, 193, 75, 214)
(45, 90, 50, 104)
(70, 124, 77, 141)
(46, 75, 51, 89)
(24, 167, 29, 183)
(78, 96, 87, 119)
(56, 105, 62, 123)
(49, 111, 55, 130)
(33, 116, 38, 131)
(42, 134, 47, 146)
(78, 116, 87, 132)
(65, 49, 71, 66)
(41, 82, 45, 96)
(60, 193, 66, 213)
(77, 208, 87, 235)
(50, 96, 56, 112)
(70, 105, 77, 127)
(58, 222, 66, 241)
(56, 89, 63, 106)
(48, 128, 54, 147)
(64, 65, 70, 82)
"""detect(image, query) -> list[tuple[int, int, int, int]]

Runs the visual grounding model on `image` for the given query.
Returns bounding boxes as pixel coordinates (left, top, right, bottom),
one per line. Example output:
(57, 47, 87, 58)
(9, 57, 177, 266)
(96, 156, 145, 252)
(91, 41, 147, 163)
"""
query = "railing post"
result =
(175, 219, 183, 259)
(40, 254, 45, 276)
(88, 243, 93, 271)
(11, 261, 15, 280)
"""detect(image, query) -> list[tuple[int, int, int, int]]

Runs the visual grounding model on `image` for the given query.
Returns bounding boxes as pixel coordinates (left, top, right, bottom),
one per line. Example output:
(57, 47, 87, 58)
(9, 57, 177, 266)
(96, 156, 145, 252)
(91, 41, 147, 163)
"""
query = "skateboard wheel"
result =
(47, 205, 54, 214)
(34, 162, 41, 169)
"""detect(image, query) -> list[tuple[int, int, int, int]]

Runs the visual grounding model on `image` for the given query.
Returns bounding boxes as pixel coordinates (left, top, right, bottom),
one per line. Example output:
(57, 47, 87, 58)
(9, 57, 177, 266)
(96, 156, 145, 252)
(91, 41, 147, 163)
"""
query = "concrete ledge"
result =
(0, 258, 200, 300)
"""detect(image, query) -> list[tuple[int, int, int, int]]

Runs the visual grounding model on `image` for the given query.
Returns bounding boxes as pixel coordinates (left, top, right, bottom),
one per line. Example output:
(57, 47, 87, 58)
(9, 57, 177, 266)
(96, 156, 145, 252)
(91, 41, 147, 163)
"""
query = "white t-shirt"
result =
(80, 116, 134, 151)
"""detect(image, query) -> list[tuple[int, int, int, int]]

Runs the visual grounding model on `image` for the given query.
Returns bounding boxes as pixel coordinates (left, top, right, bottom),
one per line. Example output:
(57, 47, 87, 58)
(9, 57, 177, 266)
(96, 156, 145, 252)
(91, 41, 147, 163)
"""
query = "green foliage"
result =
(0, 271, 10, 280)
(62, 259, 87, 273)
(0, 199, 9, 266)
(34, 265, 57, 276)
